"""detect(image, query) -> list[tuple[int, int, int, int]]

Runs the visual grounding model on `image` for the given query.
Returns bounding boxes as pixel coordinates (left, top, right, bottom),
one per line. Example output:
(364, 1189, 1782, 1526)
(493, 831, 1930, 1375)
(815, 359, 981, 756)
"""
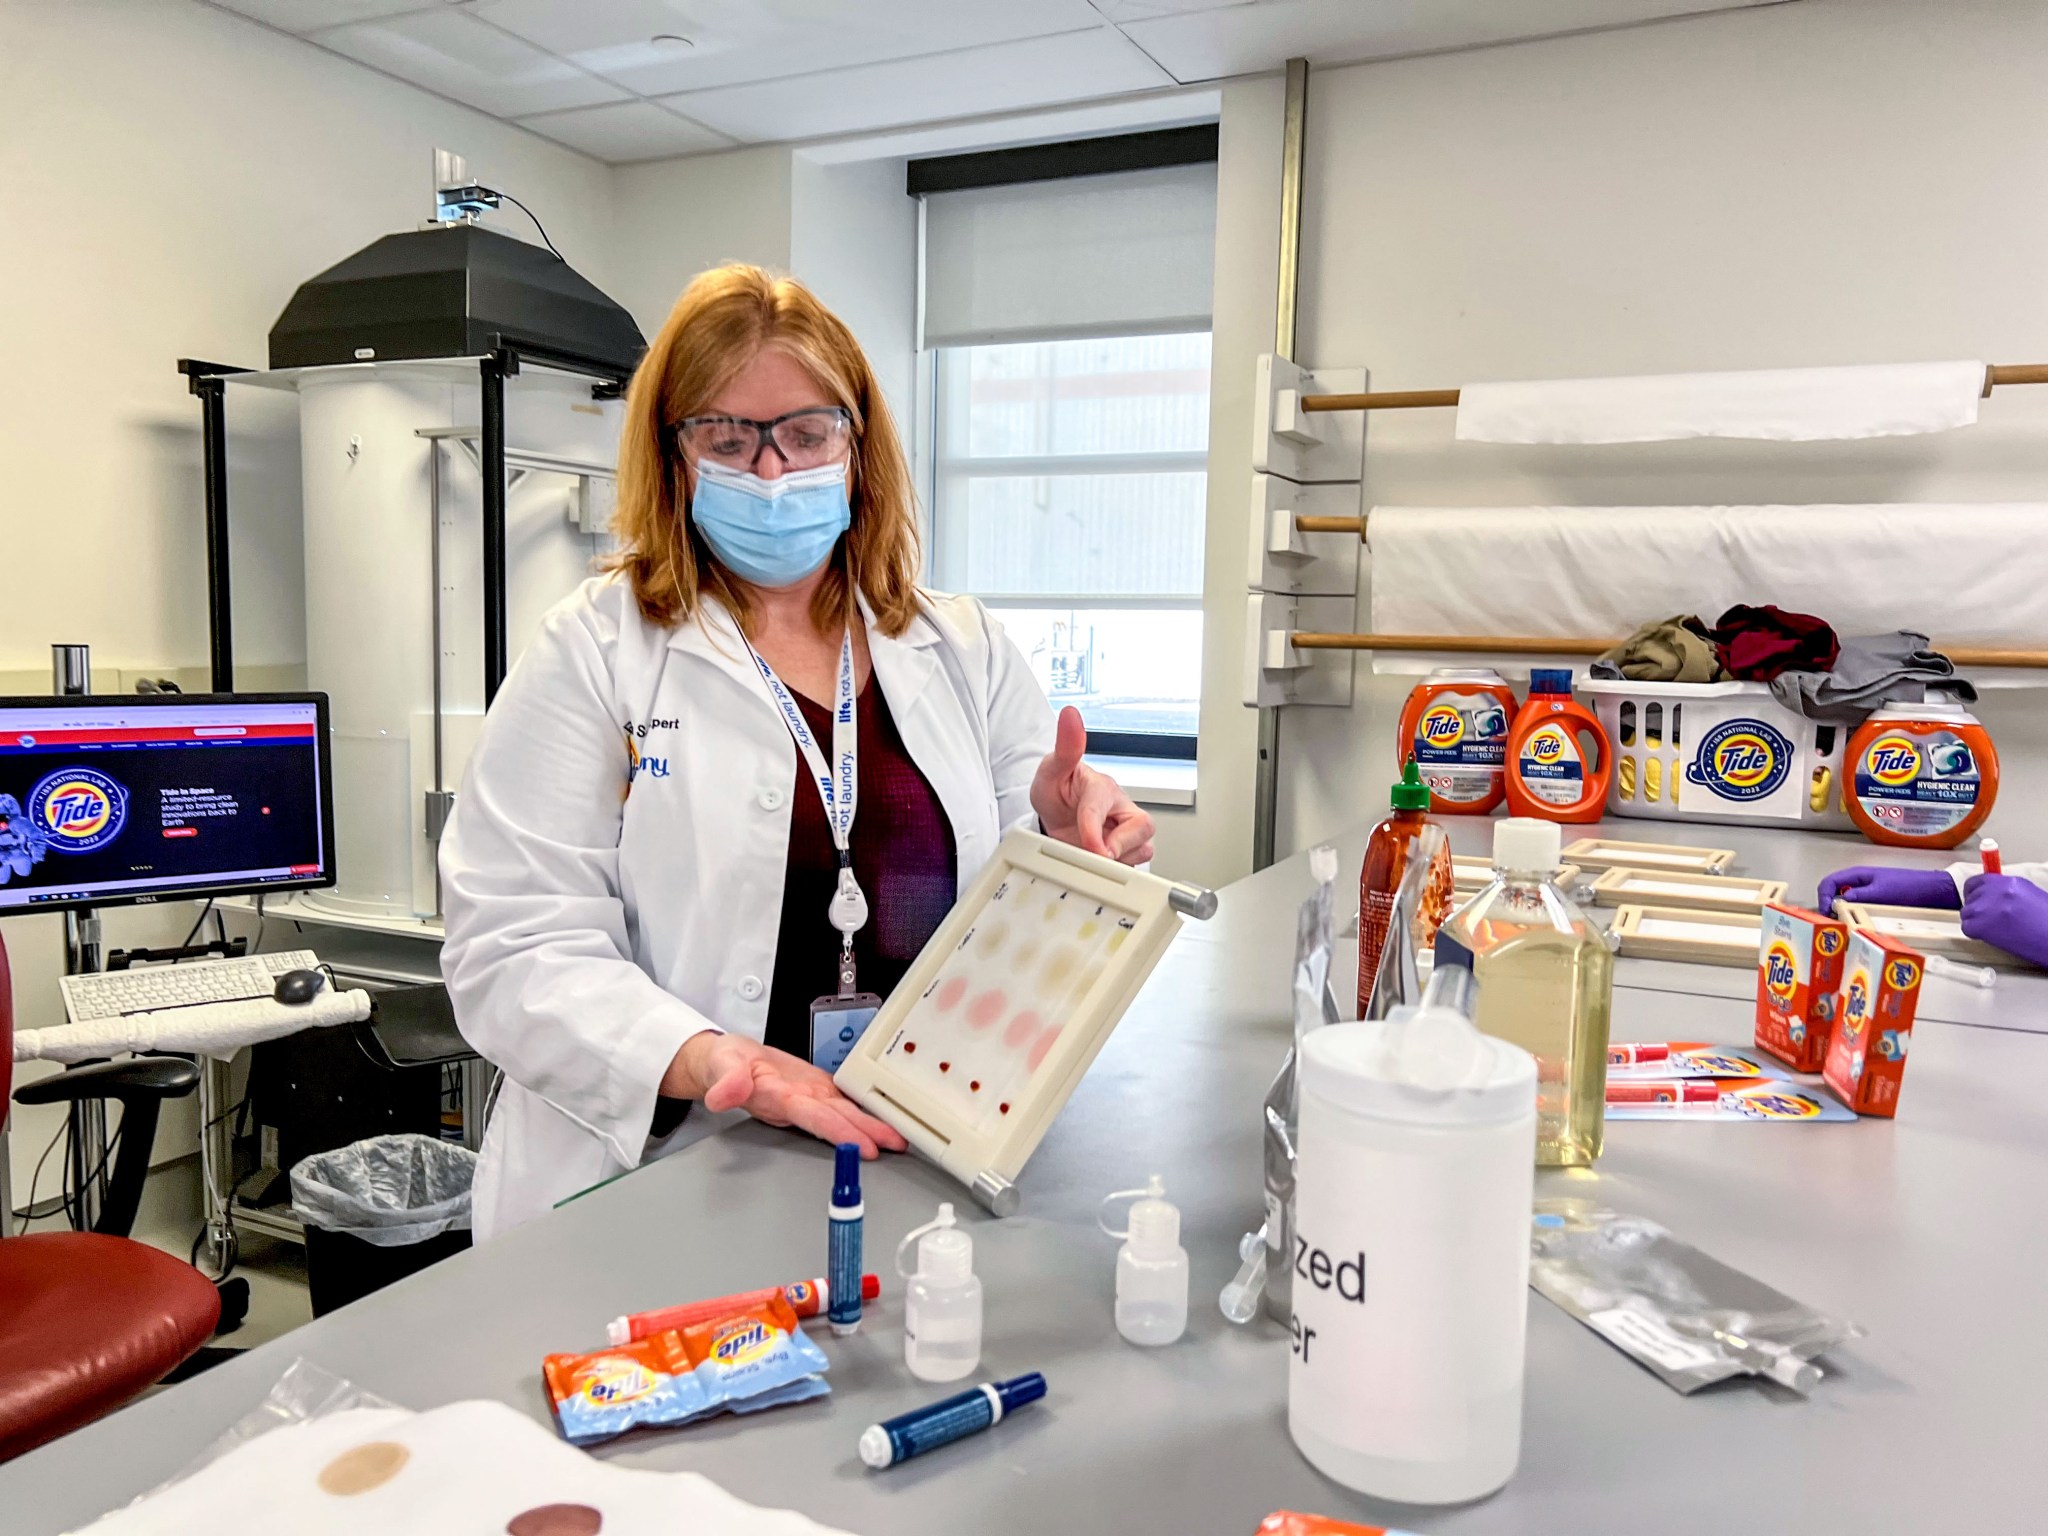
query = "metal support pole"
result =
(53, 646, 106, 1229)
(1253, 57, 1310, 873)
(480, 353, 511, 705)
(197, 376, 234, 692)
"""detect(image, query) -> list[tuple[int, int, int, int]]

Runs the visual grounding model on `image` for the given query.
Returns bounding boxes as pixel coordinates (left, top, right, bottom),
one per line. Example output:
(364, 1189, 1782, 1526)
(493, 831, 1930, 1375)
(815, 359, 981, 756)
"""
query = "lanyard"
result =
(744, 627, 869, 992)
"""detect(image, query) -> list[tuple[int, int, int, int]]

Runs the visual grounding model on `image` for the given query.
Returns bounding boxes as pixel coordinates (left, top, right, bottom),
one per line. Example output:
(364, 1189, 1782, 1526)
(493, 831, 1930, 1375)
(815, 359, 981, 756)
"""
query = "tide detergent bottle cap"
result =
(1528, 668, 1574, 696)
(1390, 758, 1431, 811)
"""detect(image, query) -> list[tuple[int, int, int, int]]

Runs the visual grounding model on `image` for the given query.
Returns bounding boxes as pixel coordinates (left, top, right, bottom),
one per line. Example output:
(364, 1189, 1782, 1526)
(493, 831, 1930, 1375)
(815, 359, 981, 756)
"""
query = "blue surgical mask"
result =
(690, 460, 852, 587)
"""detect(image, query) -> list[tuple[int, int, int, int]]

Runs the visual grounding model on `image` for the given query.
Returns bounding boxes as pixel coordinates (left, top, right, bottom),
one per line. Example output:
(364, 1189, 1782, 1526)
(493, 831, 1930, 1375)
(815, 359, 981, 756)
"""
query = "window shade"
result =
(921, 162, 1218, 348)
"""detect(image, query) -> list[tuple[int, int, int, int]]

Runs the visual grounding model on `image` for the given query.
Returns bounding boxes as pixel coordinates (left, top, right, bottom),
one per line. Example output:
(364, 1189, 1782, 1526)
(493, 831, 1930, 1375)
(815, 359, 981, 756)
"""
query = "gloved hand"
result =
(1961, 875, 2048, 969)
(1815, 866, 1962, 914)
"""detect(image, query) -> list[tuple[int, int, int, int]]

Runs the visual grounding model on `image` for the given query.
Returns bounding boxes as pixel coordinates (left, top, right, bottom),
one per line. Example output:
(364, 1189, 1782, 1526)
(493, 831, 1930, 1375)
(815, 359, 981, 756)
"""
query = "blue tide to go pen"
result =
(828, 1142, 863, 1336)
(859, 1374, 1048, 1469)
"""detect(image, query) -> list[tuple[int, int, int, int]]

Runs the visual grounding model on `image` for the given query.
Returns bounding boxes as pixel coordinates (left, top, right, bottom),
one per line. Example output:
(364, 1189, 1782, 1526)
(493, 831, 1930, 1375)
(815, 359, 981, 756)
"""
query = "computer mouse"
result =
(273, 968, 326, 1006)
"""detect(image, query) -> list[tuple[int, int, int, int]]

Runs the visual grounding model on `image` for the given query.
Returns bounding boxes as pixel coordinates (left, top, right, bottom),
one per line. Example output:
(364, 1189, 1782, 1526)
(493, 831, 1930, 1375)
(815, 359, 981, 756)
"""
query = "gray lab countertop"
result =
(6, 820, 2045, 1534)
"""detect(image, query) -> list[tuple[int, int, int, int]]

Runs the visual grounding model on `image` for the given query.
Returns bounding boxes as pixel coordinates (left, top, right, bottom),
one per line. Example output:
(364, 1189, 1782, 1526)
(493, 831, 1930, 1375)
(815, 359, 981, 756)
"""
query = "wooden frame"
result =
(1561, 838, 1737, 876)
(834, 828, 1192, 1210)
(1589, 868, 1787, 914)
(1834, 900, 2023, 969)
(1609, 905, 1764, 967)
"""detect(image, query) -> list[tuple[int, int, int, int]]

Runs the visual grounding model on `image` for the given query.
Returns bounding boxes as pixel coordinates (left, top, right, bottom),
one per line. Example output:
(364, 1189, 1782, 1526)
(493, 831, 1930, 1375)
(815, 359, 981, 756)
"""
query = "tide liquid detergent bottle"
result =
(1504, 669, 1612, 823)
(1844, 695, 2000, 850)
(1396, 669, 1519, 814)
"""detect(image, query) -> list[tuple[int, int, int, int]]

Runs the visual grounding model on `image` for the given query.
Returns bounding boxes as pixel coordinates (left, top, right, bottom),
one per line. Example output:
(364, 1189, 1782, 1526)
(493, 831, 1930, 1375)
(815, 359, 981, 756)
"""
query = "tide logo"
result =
(27, 768, 128, 854)
(1689, 720, 1792, 802)
(1885, 956, 1922, 992)
(1864, 735, 1924, 787)
(1526, 728, 1566, 765)
(710, 1319, 777, 1366)
(579, 1359, 657, 1406)
(1841, 968, 1871, 1039)
(1735, 1090, 1822, 1120)
(1817, 928, 1845, 958)
(1763, 940, 1801, 1003)
(1418, 704, 1466, 749)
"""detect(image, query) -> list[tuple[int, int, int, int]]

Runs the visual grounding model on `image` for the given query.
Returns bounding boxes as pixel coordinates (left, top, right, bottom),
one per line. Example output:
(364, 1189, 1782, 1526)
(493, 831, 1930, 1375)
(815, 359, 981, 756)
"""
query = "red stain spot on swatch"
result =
(999, 1102, 1010, 1115)
(902, 1041, 916, 1054)
(969, 1080, 981, 1092)
(966, 990, 1006, 1031)
(1002, 1010, 1042, 1050)
(1027, 1026, 1062, 1072)
(935, 976, 968, 1013)
(939, 1061, 951, 1073)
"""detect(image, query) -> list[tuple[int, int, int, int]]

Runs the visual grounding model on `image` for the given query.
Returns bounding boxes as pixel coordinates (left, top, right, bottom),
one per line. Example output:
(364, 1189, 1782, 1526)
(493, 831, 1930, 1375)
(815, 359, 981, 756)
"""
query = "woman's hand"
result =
(1815, 866, 1962, 914)
(661, 1031, 907, 1159)
(1031, 706, 1155, 865)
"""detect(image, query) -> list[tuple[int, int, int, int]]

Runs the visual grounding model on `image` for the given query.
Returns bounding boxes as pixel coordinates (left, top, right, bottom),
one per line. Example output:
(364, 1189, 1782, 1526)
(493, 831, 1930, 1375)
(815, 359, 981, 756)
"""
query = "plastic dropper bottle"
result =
(1434, 817, 1613, 1166)
(896, 1202, 982, 1383)
(1099, 1176, 1188, 1346)
(1358, 759, 1452, 1017)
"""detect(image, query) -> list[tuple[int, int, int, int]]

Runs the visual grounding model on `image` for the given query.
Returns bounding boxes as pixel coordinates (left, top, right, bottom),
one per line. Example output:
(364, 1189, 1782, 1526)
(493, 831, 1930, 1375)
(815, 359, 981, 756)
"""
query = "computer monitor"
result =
(0, 693, 334, 914)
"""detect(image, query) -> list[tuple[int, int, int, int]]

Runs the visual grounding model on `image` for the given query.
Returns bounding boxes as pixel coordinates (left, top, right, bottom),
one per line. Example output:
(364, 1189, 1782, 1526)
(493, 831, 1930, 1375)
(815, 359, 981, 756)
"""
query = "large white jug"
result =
(1289, 965, 1537, 1504)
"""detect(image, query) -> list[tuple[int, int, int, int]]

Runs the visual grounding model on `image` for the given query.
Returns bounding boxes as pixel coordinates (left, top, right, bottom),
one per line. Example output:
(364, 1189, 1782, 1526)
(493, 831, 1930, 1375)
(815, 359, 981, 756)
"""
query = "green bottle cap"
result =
(1390, 757, 1431, 811)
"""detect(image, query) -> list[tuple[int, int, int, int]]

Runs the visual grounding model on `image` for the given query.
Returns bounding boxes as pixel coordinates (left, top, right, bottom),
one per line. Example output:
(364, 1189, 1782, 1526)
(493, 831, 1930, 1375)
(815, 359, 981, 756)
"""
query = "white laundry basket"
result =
(1576, 679, 1853, 831)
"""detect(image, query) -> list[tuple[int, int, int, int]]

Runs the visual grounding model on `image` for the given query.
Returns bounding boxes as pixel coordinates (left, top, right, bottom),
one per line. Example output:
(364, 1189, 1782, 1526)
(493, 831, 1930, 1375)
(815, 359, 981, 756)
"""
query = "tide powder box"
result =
(1822, 929, 1925, 1118)
(1754, 903, 1849, 1073)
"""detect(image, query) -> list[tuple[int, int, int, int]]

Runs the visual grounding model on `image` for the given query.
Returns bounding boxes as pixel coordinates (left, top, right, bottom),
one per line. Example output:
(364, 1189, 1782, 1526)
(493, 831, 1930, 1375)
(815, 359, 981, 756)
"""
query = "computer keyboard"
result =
(60, 948, 323, 1023)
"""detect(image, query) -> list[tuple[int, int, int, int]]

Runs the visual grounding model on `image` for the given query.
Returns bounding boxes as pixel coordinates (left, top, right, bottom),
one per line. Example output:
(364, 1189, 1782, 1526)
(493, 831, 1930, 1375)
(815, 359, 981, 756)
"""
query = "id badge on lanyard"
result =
(745, 627, 881, 1074)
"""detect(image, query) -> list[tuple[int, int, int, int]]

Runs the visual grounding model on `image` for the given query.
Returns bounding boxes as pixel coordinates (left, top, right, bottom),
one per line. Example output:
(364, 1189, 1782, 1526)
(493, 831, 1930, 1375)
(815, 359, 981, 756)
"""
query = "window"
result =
(929, 332, 1211, 755)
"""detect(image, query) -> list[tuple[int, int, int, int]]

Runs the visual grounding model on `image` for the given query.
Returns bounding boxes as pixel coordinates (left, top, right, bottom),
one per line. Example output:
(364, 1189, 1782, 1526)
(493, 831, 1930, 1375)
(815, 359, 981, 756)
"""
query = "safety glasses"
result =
(673, 406, 855, 471)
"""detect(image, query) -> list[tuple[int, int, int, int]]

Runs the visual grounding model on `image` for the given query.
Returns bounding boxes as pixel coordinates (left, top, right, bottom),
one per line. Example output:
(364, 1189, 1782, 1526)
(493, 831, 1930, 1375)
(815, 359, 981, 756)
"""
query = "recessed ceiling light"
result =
(651, 33, 694, 48)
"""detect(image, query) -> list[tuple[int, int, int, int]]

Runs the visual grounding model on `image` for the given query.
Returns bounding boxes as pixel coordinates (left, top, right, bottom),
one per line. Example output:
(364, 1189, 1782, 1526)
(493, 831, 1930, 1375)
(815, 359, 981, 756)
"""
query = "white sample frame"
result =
(834, 829, 1202, 1212)
(1609, 904, 1765, 966)
(1834, 900, 2025, 969)
(1588, 868, 1788, 913)
(1561, 838, 1738, 876)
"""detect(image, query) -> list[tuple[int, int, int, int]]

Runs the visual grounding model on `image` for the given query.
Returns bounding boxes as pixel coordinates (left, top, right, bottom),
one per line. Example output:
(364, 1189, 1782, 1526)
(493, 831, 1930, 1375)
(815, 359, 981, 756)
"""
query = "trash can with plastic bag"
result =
(290, 1134, 478, 1316)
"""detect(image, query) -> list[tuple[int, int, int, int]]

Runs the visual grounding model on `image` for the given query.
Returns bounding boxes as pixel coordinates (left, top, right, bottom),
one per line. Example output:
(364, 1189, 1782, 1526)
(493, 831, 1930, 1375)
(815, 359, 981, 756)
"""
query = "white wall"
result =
(791, 154, 919, 434)
(0, 0, 618, 1206)
(1195, 0, 2048, 862)
(609, 146, 796, 337)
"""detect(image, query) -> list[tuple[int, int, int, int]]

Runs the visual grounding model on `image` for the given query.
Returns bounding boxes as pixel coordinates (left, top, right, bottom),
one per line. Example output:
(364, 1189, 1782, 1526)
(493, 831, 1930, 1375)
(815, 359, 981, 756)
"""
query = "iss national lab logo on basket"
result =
(1763, 939, 1801, 1004)
(1688, 719, 1793, 802)
(28, 768, 128, 853)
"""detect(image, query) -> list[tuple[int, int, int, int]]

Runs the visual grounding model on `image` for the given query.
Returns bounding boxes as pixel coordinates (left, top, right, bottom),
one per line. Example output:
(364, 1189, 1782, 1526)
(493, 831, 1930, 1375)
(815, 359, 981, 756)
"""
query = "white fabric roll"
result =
(1455, 360, 1986, 444)
(1366, 504, 2048, 681)
(13, 988, 373, 1064)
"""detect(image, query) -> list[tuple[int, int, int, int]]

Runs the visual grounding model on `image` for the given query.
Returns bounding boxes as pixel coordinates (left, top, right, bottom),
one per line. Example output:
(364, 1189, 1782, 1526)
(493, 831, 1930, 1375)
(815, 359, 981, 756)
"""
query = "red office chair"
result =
(0, 930, 222, 1463)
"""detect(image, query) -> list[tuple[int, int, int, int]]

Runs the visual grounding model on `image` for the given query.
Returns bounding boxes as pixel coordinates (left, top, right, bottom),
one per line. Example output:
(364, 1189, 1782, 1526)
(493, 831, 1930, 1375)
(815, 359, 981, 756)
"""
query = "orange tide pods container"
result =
(1843, 697, 1999, 850)
(1396, 669, 1519, 815)
(1505, 669, 1612, 824)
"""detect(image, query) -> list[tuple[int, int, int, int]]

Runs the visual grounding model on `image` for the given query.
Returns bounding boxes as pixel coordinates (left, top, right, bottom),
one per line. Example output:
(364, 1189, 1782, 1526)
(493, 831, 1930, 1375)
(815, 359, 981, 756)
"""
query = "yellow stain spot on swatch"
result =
(318, 1441, 409, 1496)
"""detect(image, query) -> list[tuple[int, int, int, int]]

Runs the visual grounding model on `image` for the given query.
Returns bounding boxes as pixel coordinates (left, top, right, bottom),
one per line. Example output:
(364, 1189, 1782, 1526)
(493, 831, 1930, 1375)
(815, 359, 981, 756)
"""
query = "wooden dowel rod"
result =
(1300, 388, 1459, 412)
(1289, 632, 2048, 669)
(1299, 365, 2048, 414)
(1294, 514, 1365, 535)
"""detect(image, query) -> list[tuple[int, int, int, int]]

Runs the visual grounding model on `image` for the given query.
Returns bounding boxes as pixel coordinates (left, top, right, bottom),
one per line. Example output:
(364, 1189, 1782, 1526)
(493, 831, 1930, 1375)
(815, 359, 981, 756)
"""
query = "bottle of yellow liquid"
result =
(1434, 818, 1612, 1166)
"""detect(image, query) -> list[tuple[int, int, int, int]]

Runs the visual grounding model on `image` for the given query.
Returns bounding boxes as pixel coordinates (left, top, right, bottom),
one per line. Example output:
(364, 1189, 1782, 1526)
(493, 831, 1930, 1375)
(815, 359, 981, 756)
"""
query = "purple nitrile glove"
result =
(1961, 875, 2048, 969)
(1815, 866, 1962, 915)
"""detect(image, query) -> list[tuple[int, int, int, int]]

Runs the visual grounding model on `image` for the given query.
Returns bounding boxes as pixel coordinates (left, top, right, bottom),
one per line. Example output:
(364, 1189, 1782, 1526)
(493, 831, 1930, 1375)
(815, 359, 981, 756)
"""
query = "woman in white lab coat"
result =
(440, 265, 1154, 1239)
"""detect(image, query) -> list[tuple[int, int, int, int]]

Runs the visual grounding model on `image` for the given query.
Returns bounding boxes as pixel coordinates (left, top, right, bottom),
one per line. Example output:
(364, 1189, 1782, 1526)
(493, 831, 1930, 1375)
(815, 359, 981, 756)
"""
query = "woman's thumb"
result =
(1051, 706, 1088, 772)
(703, 1058, 752, 1114)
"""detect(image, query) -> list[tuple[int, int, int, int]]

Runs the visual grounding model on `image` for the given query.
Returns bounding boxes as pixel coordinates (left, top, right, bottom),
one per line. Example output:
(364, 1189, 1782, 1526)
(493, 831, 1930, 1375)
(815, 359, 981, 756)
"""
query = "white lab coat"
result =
(439, 574, 1054, 1239)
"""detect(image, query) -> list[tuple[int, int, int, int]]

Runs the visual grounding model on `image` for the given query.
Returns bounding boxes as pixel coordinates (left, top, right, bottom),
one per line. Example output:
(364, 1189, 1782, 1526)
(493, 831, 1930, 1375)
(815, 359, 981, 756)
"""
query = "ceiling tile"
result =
(1120, 0, 1781, 82)
(471, 0, 1106, 96)
(1092, 0, 1259, 20)
(210, 0, 440, 34)
(659, 27, 1173, 143)
(518, 100, 736, 163)
(314, 7, 628, 115)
